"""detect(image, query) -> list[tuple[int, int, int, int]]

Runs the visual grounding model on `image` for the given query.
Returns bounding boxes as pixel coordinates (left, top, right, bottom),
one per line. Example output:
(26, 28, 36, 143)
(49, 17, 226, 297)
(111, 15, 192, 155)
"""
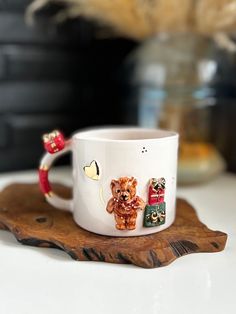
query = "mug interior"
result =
(73, 127, 178, 142)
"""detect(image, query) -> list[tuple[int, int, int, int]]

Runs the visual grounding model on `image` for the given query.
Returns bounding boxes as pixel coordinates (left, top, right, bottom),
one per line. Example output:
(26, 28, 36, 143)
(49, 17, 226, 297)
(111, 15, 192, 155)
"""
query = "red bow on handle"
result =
(43, 130, 65, 154)
(39, 130, 66, 196)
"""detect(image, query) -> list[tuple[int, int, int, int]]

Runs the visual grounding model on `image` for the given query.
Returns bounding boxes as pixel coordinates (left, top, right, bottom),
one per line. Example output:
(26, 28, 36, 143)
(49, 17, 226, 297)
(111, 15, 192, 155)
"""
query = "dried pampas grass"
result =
(27, 0, 236, 40)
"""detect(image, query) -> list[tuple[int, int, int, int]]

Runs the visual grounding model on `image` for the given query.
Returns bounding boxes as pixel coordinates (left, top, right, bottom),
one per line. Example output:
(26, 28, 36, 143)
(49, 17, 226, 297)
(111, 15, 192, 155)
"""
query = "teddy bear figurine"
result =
(106, 177, 146, 230)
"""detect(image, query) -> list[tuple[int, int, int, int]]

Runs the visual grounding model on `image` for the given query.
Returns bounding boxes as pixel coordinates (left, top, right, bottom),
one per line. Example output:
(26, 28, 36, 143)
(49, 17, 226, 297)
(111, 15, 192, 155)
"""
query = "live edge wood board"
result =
(0, 183, 227, 268)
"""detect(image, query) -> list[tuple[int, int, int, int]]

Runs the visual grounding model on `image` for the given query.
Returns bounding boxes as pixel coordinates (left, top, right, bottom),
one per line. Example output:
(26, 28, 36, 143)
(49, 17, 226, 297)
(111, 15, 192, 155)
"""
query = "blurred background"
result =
(0, 0, 236, 185)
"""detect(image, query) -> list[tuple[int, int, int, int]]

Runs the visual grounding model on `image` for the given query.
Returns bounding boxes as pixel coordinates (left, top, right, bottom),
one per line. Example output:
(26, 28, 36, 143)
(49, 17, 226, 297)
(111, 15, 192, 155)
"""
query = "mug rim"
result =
(72, 127, 178, 143)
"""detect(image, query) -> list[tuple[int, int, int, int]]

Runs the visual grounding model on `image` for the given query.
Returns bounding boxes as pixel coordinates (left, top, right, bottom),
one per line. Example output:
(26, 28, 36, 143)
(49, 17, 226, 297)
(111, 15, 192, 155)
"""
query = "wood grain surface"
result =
(0, 183, 227, 268)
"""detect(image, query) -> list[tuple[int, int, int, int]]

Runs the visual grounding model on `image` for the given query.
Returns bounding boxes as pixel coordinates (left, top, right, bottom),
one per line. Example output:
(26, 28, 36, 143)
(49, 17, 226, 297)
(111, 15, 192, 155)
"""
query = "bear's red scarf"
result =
(113, 196, 141, 214)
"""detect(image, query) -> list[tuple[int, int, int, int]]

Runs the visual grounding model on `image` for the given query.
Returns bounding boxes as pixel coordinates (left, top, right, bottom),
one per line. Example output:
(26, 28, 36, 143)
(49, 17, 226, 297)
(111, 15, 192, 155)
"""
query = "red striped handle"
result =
(38, 140, 72, 211)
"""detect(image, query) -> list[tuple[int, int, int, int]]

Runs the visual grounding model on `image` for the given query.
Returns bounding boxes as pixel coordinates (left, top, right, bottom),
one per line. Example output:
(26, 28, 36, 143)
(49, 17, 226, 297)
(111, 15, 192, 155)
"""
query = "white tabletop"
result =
(0, 168, 235, 314)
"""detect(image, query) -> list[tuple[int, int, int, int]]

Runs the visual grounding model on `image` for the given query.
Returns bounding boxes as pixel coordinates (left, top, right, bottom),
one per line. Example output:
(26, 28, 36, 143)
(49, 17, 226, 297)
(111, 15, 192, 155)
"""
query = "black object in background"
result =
(209, 45, 236, 174)
(0, 2, 136, 172)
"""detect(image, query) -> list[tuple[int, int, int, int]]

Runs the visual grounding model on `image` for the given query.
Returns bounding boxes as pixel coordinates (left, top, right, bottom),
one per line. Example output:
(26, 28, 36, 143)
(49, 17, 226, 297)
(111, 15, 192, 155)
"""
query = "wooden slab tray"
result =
(0, 183, 227, 268)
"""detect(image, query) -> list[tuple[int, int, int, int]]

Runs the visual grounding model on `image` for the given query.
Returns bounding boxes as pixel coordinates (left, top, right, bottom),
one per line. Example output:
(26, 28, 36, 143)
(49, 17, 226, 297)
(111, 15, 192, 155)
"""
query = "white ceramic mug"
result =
(39, 128, 178, 237)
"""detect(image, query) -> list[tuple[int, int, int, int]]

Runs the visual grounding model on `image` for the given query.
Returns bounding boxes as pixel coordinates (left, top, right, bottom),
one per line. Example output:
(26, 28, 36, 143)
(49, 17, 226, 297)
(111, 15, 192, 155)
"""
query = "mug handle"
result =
(38, 139, 73, 212)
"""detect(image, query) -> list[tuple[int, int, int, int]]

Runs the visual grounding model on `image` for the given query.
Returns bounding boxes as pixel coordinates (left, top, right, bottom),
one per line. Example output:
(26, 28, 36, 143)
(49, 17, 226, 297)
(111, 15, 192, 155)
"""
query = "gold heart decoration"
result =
(83, 160, 100, 181)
